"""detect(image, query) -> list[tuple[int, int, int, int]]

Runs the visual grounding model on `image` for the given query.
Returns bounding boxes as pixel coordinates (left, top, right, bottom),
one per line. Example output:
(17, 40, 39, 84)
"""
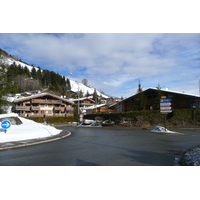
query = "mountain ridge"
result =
(0, 48, 109, 98)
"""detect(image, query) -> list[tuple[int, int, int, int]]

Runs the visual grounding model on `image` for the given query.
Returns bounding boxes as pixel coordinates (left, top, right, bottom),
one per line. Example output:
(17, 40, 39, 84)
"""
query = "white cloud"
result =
(0, 33, 199, 97)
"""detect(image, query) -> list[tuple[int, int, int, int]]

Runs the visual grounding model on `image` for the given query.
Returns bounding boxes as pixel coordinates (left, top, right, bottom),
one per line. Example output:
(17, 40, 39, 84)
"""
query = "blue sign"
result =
(160, 98, 171, 103)
(1, 120, 11, 129)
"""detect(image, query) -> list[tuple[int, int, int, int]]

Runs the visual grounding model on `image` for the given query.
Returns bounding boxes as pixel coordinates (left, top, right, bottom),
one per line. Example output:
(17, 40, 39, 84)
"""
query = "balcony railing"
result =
(31, 106, 40, 111)
(54, 107, 65, 111)
(32, 99, 62, 104)
(15, 106, 30, 111)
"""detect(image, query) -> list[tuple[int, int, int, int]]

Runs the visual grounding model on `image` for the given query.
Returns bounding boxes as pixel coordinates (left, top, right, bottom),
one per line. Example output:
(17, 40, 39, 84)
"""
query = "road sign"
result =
(1, 120, 11, 129)
(160, 102, 171, 106)
(160, 106, 171, 110)
(160, 110, 172, 113)
(160, 98, 171, 103)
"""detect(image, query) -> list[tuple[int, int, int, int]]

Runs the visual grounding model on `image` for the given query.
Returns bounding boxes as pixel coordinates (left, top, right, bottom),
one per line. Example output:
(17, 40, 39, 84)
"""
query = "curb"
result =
(0, 131, 71, 151)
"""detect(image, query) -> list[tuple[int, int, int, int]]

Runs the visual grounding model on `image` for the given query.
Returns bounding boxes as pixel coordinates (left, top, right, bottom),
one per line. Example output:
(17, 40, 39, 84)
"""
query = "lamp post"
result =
(70, 73, 80, 125)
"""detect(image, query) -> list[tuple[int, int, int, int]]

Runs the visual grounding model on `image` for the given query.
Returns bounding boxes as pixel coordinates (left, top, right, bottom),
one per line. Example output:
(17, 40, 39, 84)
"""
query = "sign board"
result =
(160, 98, 172, 114)
(160, 102, 171, 106)
(160, 110, 172, 113)
(161, 96, 167, 99)
(79, 114, 84, 118)
(1, 120, 12, 130)
(160, 98, 171, 103)
(160, 106, 171, 110)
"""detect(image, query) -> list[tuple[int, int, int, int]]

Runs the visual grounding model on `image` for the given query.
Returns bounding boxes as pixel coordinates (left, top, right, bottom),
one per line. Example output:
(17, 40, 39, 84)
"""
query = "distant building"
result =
(71, 97, 96, 114)
(110, 88, 200, 112)
(85, 104, 114, 114)
(12, 93, 74, 117)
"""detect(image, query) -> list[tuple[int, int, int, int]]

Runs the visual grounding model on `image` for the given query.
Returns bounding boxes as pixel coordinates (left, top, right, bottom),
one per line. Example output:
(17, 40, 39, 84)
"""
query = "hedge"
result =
(25, 109, 200, 126)
(26, 116, 75, 124)
(85, 108, 200, 126)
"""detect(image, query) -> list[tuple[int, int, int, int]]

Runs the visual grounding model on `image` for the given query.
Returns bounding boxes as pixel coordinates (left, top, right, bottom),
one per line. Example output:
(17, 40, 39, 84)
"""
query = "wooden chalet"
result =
(84, 104, 114, 114)
(110, 88, 200, 112)
(13, 93, 74, 117)
(72, 97, 96, 109)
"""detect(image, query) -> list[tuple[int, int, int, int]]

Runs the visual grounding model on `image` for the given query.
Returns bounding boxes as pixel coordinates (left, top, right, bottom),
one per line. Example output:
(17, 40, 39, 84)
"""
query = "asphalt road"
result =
(0, 126, 200, 166)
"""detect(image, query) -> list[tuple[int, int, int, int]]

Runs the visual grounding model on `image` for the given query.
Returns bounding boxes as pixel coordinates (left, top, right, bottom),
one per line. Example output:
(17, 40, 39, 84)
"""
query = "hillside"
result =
(0, 48, 109, 98)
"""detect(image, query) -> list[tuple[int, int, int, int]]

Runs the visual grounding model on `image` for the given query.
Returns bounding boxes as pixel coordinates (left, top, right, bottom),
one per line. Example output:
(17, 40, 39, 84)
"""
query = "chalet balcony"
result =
(14, 106, 30, 111)
(54, 107, 65, 112)
(32, 99, 62, 104)
(31, 106, 40, 111)
(66, 107, 73, 111)
(80, 103, 94, 106)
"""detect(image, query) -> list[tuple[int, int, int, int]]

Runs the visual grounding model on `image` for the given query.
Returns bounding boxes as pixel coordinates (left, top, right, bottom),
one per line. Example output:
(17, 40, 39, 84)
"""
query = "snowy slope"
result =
(0, 53, 39, 72)
(70, 79, 109, 98)
(1, 51, 109, 98)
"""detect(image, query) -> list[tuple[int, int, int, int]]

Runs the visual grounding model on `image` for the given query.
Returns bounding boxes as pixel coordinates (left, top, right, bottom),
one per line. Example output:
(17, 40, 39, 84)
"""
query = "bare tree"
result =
(82, 78, 88, 86)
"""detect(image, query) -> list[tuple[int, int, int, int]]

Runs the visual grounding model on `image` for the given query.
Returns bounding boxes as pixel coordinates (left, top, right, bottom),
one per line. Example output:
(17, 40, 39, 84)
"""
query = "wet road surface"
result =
(0, 126, 200, 166)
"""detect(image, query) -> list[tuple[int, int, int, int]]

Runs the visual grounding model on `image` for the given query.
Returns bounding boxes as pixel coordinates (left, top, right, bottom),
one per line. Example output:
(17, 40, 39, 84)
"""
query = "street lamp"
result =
(70, 73, 80, 125)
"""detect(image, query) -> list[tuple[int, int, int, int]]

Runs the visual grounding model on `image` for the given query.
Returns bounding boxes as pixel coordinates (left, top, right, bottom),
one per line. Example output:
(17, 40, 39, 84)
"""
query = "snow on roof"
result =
(147, 87, 200, 98)
(84, 104, 106, 110)
(71, 97, 95, 103)
(13, 93, 74, 104)
(122, 87, 200, 102)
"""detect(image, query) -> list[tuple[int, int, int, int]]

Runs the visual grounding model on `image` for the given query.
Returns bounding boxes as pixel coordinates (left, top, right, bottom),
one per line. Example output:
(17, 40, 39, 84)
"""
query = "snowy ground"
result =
(0, 113, 62, 143)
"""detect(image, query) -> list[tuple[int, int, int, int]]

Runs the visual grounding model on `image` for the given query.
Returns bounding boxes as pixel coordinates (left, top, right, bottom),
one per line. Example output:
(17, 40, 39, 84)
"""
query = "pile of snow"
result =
(0, 113, 62, 143)
(151, 126, 178, 134)
(177, 147, 200, 166)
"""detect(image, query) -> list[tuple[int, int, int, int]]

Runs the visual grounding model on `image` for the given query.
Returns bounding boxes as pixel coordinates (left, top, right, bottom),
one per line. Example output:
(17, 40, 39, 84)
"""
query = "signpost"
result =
(1, 120, 12, 133)
(160, 98, 172, 131)
(79, 114, 84, 122)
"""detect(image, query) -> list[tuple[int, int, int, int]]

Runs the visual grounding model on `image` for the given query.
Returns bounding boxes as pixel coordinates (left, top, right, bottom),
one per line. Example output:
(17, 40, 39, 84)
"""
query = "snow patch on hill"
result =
(69, 80, 109, 98)
(1, 53, 39, 72)
(1, 52, 109, 98)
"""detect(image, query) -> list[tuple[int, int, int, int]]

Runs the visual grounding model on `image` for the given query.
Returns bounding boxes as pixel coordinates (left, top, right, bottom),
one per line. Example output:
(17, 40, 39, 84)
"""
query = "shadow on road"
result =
(121, 149, 175, 166)
(76, 159, 101, 166)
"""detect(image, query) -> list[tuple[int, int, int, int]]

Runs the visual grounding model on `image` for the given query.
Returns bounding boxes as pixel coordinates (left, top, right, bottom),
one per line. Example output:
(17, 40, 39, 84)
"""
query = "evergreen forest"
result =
(0, 49, 71, 96)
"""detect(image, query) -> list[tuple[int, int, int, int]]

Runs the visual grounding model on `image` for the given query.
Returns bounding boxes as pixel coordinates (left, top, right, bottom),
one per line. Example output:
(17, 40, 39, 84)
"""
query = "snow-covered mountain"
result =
(0, 49, 109, 98)
(0, 50, 38, 72)
(70, 80, 109, 98)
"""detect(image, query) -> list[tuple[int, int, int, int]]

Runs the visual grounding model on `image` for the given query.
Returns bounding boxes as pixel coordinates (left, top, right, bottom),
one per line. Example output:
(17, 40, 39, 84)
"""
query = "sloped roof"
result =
(72, 97, 95, 103)
(123, 87, 200, 102)
(84, 104, 106, 110)
(13, 93, 74, 105)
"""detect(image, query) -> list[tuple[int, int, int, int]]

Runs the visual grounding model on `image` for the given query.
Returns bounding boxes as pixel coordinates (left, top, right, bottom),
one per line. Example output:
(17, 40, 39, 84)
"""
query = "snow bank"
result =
(0, 113, 62, 143)
(151, 126, 178, 134)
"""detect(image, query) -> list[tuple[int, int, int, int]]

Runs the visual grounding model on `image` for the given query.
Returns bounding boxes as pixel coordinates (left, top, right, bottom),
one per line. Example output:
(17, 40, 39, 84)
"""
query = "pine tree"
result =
(85, 90, 90, 97)
(66, 78, 71, 91)
(31, 67, 37, 79)
(154, 84, 164, 110)
(0, 65, 15, 113)
(93, 89, 98, 104)
(134, 81, 146, 110)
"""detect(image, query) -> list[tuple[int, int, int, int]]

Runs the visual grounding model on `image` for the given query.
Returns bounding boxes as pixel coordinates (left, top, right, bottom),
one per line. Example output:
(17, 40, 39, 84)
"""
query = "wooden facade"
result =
(73, 98, 96, 109)
(111, 88, 200, 112)
(13, 93, 74, 117)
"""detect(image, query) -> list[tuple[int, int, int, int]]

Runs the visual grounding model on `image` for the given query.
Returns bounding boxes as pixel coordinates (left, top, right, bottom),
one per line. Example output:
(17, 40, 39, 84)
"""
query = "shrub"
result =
(85, 108, 200, 127)
(26, 116, 75, 124)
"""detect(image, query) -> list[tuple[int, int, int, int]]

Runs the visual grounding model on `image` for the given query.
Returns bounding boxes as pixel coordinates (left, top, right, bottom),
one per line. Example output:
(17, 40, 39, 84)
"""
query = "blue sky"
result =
(0, 33, 199, 97)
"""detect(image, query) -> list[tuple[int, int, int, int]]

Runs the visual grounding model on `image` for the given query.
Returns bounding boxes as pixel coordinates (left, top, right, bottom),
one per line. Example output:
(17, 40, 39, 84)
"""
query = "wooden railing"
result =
(32, 99, 62, 104)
